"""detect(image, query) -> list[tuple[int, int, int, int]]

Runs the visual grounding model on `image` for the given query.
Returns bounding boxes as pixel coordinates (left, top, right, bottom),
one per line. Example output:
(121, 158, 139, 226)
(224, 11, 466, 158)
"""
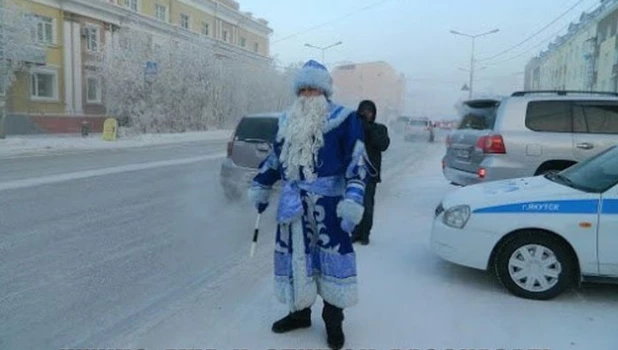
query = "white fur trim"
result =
(336, 199, 364, 225)
(323, 106, 354, 133)
(274, 220, 318, 311)
(317, 273, 358, 309)
(294, 66, 333, 97)
(248, 186, 270, 205)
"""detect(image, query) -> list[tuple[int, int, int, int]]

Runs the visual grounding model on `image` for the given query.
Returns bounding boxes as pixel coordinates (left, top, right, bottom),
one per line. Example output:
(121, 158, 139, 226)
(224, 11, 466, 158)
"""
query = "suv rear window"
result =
(234, 117, 279, 143)
(457, 100, 499, 130)
(525, 101, 571, 132)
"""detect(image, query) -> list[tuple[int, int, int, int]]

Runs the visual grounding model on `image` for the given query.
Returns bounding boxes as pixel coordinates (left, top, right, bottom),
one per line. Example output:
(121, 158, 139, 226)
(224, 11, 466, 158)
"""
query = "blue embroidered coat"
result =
(251, 102, 370, 311)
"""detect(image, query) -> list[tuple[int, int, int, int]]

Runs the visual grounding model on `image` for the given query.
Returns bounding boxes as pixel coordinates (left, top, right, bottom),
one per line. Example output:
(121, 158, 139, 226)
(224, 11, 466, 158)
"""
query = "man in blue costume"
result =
(248, 60, 370, 350)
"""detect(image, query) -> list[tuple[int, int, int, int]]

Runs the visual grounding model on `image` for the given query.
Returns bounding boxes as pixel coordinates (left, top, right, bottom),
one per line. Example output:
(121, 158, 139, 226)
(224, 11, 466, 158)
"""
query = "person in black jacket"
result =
(353, 100, 390, 245)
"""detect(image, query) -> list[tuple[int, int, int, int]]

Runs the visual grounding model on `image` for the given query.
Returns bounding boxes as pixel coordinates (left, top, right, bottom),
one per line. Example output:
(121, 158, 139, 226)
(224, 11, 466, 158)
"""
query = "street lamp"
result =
(450, 29, 499, 99)
(304, 41, 343, 64)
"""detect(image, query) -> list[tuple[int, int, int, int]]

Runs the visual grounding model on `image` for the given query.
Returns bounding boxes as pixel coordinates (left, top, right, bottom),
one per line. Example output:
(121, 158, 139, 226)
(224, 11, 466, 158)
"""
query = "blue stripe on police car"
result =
(473, 199, 618, 214)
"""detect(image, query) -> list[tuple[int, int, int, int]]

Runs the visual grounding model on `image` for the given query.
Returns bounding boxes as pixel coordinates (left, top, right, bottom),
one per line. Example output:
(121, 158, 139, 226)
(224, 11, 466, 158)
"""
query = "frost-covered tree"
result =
(0, 0, 40, 138)
(99, 25, 296, 134)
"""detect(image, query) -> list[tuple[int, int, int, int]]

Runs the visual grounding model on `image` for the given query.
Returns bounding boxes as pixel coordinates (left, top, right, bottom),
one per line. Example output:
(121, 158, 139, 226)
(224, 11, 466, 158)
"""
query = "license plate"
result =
(456, 149, 470, 159)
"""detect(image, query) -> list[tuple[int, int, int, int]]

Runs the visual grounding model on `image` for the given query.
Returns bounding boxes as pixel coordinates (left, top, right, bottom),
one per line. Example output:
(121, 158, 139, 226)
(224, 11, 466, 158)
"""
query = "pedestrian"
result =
(352, 100, 390, 245)
(248, 59, 370, 350)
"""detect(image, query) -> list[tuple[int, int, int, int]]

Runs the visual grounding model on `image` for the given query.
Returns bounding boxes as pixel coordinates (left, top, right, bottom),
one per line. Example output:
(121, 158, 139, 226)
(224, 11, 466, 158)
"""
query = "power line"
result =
(484, 0, 600, 66)
(478, 0, 587, 62)
(271, 0, 394, 44)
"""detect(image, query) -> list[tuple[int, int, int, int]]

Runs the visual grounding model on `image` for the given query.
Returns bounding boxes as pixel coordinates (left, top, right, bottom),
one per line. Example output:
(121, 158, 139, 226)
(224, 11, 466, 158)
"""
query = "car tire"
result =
(494, 231, 576, 300)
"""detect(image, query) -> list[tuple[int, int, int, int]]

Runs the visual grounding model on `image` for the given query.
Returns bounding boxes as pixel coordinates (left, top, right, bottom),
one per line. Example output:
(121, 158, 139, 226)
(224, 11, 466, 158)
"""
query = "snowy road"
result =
(0, 135, 435, 350)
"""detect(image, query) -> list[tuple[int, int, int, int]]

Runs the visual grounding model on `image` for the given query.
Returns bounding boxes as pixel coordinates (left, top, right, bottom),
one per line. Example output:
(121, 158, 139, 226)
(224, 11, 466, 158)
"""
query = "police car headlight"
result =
(442, 205, 471, 229)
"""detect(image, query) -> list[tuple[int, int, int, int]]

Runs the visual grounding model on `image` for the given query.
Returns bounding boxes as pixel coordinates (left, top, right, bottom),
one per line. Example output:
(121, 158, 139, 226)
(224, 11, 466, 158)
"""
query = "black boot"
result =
(271, 308, 311, 333)
(322, 301, 345, 350)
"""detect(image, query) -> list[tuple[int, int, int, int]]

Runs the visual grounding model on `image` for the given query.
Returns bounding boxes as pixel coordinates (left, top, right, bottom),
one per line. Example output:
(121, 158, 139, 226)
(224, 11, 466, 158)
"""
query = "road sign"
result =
(144, 61, 158, 75)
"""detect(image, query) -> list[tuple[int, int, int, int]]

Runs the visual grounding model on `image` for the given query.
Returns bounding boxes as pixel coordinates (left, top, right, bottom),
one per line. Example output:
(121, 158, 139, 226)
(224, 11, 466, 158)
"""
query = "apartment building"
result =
(331, 61, 406, 119)
(524, 0, 618, 92)
(4, 0, 272, 134)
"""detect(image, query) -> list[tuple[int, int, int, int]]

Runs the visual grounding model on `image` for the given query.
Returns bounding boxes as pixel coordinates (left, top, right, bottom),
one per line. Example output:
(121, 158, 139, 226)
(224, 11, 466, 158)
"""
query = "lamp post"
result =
(450, 29, 499, 99)
(304, 41, 343, 64)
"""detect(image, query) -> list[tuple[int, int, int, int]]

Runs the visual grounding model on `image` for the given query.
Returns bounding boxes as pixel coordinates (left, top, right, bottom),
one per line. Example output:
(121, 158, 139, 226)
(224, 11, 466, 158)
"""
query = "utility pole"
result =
(304, 41, 343, 65)
(450, 29, 499, 99)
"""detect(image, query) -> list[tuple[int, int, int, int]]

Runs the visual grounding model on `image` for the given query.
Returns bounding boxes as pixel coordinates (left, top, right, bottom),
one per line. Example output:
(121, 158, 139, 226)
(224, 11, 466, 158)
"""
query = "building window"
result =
(34, 16, 54, 45)
(201, 22, 210, 36)
(85, 25, 99, 52)
(120, 0, 138, 11)
(155, 4, 167, 21)
(253, 42, 259, 53)
(180, 14, 190, 29)
(222, 30, 228, 42)
(240, 37, 246, 47)
(30, 68, 58, 100)
(87, 76, 102, 103)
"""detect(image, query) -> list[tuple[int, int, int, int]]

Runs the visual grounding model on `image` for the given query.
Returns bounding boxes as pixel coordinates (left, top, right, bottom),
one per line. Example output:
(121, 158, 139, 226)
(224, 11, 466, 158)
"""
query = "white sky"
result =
(238, 0, 602, 118)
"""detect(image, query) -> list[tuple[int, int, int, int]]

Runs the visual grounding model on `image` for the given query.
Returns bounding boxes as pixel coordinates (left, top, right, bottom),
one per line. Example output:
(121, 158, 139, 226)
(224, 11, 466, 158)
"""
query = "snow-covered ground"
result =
(0, 129, 232, 157)
(120, 144, 618, 350)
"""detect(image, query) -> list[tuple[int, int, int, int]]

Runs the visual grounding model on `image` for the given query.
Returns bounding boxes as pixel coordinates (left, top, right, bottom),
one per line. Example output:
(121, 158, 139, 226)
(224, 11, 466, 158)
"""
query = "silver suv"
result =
(443, 91, 618, 186)
(220, 113, 281, 200)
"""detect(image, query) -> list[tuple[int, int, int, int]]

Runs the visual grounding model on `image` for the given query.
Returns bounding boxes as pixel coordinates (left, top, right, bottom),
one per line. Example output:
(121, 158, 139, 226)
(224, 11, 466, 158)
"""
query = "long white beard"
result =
(279, 95, 329, 182)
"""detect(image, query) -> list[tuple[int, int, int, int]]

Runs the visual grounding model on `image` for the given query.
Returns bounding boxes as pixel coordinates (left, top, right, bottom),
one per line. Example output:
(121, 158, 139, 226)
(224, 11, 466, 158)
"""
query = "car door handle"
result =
(576, 142, 594, 150)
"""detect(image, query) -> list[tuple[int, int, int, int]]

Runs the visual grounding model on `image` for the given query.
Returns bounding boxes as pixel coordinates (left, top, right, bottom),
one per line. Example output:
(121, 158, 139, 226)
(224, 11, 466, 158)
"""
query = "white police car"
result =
(431, 145, 618, 300)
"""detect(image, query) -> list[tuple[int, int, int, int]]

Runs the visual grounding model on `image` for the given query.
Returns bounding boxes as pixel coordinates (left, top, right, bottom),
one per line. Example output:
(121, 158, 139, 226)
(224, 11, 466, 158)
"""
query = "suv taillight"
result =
(476, 135, 506, 154)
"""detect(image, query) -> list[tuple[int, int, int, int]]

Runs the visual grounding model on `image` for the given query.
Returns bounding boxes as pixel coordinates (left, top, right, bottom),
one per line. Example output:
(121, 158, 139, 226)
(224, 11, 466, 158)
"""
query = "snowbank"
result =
(0, 129, 232, 157)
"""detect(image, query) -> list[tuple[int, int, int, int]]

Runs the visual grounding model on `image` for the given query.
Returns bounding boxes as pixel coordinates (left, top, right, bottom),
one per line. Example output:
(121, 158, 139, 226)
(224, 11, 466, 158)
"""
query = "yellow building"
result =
(5, 0, 272, 134)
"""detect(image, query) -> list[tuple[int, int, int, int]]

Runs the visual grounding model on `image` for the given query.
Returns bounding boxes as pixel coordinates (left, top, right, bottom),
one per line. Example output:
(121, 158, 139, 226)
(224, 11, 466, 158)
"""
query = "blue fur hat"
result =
(293, 60, 333, 97)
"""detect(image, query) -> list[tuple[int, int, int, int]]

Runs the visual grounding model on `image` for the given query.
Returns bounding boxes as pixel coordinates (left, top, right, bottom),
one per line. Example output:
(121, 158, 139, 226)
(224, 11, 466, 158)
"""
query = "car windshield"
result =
(548, 146, 618, 193)
(234, 117, 279, 143)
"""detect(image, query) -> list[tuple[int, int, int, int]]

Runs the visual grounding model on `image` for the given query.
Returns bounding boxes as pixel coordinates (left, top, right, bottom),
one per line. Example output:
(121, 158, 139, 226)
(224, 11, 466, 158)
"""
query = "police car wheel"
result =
(494, 232, 575, 300)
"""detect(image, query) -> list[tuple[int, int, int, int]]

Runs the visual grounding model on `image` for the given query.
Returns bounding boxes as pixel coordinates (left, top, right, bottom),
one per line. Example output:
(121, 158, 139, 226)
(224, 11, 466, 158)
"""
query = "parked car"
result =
(220, 113, 281, 200)
(404, 117, 434, 142)
(431, 144, 618, 300)
(443, 90, 618, 186)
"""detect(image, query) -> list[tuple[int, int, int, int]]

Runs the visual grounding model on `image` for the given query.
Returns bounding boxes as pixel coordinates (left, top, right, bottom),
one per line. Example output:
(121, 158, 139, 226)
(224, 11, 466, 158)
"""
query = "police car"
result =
(430, 145, 618, 300)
